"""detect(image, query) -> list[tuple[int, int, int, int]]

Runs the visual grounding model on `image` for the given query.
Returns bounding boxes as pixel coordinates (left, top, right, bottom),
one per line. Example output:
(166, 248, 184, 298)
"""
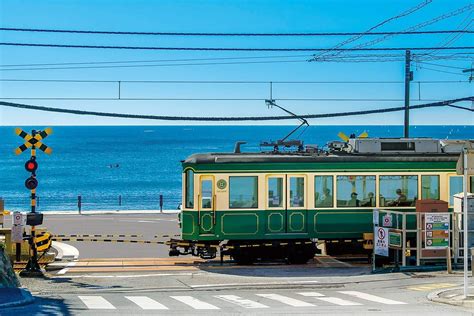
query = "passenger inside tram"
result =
(346, 192, 360, 207)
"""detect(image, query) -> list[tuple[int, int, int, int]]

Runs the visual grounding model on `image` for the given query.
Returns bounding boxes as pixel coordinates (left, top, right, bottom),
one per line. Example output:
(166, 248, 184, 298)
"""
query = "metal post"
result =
(402, 213, 407, 267)
(462, 148, 469, 298)
(159, 194, 163, 213)
(404, 50, 412, 138)
(78, 195, 82, 214)
(417, 213, 421, 266)
(119, 195, 122, 207)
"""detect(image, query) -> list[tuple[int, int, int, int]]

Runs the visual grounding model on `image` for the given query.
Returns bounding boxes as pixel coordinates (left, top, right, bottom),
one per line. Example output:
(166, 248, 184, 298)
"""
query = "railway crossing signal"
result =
(14, 127, 53, 277)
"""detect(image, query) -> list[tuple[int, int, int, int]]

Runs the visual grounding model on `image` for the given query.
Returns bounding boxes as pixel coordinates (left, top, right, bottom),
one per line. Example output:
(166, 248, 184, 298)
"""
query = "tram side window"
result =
(185, 170, 194, 208)
(289, 177, 305, 207)
(421, 175, 440, 200)
(315, 176, 334, 207)
(337, 175, 376, 207)
(471, 176, 474, 193)
(449, 176, 464, 205)
(229, 176, 258, 209)
(268, 177, 283, 208)
(379, 175, 418, 207)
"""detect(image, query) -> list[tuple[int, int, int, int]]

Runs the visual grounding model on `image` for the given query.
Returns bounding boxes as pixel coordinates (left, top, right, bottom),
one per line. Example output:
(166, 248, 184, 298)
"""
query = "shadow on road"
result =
(2, 296, 72, 316)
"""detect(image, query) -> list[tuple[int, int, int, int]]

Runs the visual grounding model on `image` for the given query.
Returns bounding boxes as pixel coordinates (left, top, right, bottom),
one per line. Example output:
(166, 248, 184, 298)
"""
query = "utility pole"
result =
(404, 50, 413, 138)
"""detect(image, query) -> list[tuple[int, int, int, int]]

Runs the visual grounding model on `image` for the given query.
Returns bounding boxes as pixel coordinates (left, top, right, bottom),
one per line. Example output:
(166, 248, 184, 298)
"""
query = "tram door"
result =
(198, 176, 215, 235)
(286, 175, 307, 233)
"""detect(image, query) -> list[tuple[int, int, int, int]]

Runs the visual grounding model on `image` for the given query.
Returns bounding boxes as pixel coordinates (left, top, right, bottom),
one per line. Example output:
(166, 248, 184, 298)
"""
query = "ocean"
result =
(0, 125, 472, 211)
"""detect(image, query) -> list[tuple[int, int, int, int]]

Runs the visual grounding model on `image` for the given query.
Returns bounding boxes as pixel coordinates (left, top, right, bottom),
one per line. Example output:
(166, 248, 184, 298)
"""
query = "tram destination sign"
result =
(425, 213, 450, 249)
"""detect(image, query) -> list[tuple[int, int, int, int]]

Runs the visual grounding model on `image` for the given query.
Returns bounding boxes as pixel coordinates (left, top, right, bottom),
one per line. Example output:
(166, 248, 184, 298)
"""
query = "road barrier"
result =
(54, 234, 143, 238)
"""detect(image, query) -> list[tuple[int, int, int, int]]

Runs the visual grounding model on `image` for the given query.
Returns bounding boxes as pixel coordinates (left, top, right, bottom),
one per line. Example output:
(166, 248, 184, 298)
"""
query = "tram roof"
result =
(183, 152, 460, 164)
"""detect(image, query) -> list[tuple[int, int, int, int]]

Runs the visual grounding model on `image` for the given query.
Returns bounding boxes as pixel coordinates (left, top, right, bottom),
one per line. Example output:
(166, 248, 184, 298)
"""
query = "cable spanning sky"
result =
(0, 0, 473, 126)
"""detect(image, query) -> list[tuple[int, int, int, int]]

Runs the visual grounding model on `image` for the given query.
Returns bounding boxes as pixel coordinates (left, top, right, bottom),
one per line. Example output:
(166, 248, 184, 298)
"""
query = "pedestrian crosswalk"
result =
(75, 290, 408, 311)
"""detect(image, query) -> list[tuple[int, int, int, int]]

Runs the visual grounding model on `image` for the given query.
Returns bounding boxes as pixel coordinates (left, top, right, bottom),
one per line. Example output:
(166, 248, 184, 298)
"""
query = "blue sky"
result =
(0, 0, 473, 125)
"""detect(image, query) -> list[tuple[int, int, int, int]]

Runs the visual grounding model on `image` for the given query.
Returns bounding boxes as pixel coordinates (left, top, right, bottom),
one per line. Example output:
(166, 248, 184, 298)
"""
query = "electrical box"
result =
(453, 193, 474, 259)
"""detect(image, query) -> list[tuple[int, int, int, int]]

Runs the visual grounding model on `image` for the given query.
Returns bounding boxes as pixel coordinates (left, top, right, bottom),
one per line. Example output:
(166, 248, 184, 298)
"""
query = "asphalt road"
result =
(9, 269, 474, 315)
(5, 213, 181, 258)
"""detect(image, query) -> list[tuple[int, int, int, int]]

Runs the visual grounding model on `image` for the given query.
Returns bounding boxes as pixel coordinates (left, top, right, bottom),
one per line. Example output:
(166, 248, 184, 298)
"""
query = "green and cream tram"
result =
(170, 138, 473, 264)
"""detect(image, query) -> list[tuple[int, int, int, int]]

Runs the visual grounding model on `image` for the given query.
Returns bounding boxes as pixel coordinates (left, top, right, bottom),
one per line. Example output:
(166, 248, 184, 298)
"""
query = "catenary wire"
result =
(0, 97, 472, 121)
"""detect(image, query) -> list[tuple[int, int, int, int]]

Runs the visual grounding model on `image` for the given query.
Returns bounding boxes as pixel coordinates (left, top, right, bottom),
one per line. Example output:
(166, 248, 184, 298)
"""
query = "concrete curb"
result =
(427, 287, 474, 308)
(51, 241, 79, 261)
(0, 288, 35, 309)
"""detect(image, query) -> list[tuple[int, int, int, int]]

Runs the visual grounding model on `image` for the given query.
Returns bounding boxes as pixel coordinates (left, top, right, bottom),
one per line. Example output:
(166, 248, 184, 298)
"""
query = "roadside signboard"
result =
(425, 213, 450, 249)
(374, 227, 389, 257)
(13, 211, 23, 225)
(389, 230, 402, 248)
(11, 225, 23, 243)
(383, 214, 393, 227)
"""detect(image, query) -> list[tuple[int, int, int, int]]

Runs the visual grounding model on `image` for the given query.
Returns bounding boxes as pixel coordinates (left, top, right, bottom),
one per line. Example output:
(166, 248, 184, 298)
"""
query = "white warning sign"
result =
(374, 227, 389, 257)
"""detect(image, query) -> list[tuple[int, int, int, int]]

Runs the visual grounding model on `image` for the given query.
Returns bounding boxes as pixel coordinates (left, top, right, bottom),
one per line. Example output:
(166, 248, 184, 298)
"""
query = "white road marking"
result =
(298, 292, 325, 297)
(316, 297, 362, 306)
(78, 296, 116, 309)
(215, 295, 269, 308)
(125, 296, 168, 310)
(299, 292, 361, 306)
(256, 294, 315, 307)
(55, 272, 202, 279)
(171, 296, 220, 310)
(57, 261, 77, 275)
(339, 291, 407, 305)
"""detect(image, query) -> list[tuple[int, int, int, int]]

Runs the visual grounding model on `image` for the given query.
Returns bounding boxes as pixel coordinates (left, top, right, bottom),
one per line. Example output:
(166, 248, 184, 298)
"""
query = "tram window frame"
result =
(336, 175, 376, 208)
(288, 176, 306, 208)
(379, 175, 418, 207)
(185, 169, 194, 209)
(314, 175, 334, 208)
(421, 175, 440, 200)
(267, 176, 284, 208)
(229, 176, 259, 209)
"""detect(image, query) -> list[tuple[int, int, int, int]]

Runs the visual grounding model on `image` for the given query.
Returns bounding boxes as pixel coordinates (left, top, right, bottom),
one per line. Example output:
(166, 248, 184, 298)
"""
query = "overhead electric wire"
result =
(416, 61, 468, 69)
(1, 27, 470, 36)
(313, 0, 432, 60)
(0, 54, 312, 68)
(0, 59, 308, 71)
(1, 42, 473, 52)
(3, 52, 472, 69)
(417, 65, 467, 76)
(0, 97, 471, 121)
(0, 97, 447, 102)
(0, 78, 464, 84)
(329, 4, 474, 56)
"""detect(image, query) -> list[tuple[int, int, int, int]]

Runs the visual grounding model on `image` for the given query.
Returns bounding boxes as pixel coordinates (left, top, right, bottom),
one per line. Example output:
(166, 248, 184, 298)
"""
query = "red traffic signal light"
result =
(25, 176, 38, 190)
(25, 159, 38, 172)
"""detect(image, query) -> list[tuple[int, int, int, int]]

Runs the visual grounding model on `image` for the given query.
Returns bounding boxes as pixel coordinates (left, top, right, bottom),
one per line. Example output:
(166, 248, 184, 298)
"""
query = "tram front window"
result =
(337, 175, 375, 207)
(229, 176, 258, 208)
(379, 175, 418, 207)
(185, 169, 194, 208)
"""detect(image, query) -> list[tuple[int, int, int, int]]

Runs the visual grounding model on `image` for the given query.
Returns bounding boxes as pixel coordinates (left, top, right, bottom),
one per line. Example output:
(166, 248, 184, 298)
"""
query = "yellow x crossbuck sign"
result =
(14, 128, 53, 155)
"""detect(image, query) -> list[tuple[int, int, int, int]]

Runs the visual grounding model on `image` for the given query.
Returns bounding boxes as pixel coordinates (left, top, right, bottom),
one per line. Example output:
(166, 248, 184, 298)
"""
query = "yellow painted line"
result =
(407, 283, 457, 291)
